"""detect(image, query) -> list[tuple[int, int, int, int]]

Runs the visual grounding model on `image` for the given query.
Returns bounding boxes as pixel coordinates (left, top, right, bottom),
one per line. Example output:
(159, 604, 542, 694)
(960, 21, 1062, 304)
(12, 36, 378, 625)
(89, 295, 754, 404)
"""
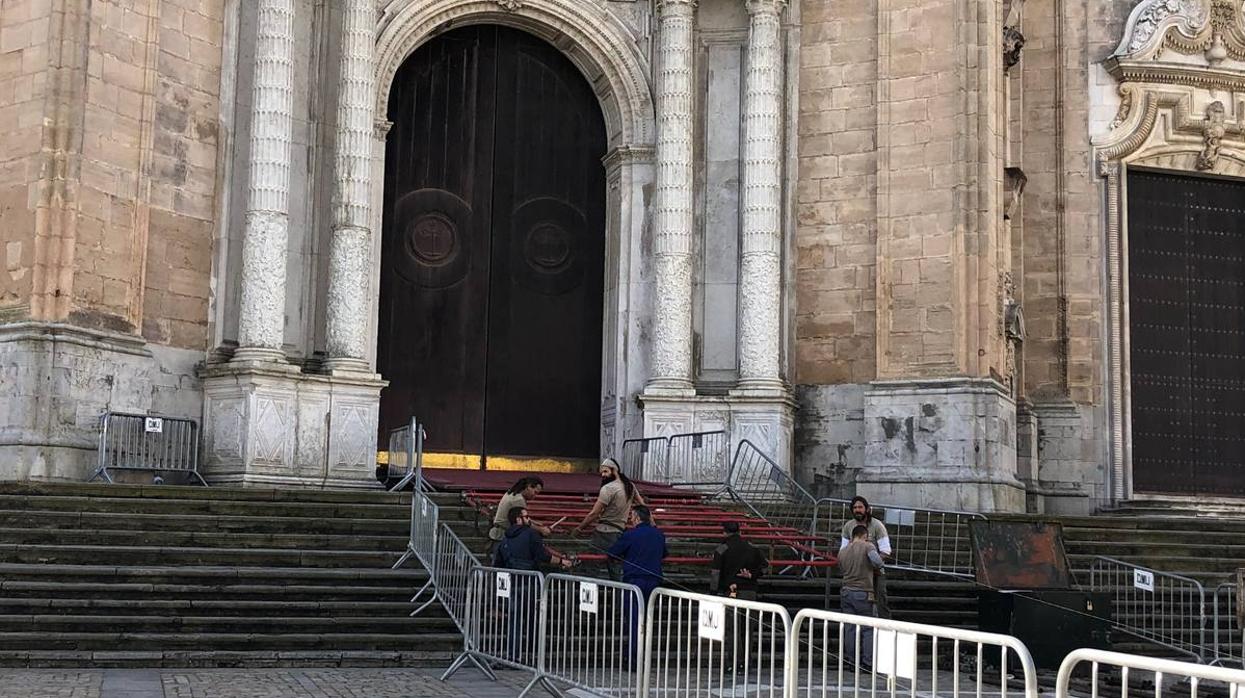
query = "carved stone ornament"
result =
(1107, 0, 1245, 89)
(1198, 100, 1228, 169)
(494, 0, 523, 10)
(1003, 26, 1026, 70)
(1003, 167, 1027, 220)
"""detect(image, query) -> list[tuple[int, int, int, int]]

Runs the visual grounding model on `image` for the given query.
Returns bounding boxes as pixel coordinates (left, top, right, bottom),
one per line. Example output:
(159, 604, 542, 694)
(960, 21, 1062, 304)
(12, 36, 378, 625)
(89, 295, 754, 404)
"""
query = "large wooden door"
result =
(378, 26, 606, 463)
(1128, 169, 1245, 497)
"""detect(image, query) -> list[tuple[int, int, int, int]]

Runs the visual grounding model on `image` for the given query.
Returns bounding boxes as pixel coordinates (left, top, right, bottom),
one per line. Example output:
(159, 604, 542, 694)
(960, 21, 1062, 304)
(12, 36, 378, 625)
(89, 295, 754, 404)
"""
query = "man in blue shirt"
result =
(607, 505, 666, 666)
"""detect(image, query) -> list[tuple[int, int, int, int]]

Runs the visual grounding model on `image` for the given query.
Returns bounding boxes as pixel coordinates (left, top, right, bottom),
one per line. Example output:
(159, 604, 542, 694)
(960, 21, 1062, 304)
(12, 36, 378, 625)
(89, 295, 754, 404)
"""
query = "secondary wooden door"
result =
(1128, 169, 1245, 497)
(378, 26, 606, 463)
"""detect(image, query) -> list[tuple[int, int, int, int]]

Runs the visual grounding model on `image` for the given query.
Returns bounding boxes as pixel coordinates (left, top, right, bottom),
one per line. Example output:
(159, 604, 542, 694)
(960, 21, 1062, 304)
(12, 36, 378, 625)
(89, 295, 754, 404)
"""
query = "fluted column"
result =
(735, 0, 786, 393)
(323, 0, 376, 373)
(647, 0, 697, 394)
(234, 0, 296, 364)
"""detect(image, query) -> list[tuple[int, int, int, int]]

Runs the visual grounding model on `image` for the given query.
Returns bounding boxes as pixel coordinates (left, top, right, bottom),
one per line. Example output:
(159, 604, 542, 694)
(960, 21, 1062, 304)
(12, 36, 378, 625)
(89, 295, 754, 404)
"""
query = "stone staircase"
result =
(0, 481, 1238, 668)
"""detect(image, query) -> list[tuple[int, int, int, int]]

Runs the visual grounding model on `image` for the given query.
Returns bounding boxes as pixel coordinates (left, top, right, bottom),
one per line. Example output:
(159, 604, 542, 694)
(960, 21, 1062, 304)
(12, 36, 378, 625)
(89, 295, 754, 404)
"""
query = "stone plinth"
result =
(640, 392, 795, 475)
(201, 364, 386, 488)
(858, 378, 1024, 513)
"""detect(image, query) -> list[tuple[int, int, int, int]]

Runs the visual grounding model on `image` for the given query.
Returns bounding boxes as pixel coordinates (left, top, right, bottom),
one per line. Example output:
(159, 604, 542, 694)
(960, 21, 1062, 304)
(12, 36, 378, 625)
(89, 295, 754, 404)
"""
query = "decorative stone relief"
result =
(210, 399, 244, 461)
(1002, 0, 1024, 71)
(236, 0, 296, 360)
(1198, 100, 1228, 169)
(648, 0, 697, 392)
(494, 0, 524, 10)
(1108, 0, 1245, 89)
(253, 396, 294, 465)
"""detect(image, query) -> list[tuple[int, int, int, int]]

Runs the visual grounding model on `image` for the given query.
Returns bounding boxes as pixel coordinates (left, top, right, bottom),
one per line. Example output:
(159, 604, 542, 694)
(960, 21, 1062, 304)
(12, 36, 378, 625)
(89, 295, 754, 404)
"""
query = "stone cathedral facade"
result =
(2, 0, 1244, 512)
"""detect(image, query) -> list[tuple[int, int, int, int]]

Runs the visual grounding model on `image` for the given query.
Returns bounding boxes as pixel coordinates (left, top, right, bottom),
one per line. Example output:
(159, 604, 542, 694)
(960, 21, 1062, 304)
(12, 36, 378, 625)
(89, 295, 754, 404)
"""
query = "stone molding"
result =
(374, 0, 655, 149)
(1095, 0, 1245, 496)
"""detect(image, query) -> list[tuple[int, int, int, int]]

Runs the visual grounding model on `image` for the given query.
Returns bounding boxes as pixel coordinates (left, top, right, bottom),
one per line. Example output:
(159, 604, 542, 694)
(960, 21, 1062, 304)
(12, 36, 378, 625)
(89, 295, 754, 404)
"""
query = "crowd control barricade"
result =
(726, 439, 818, 538)
(641, 587, 792, 698)
(443, 566, 546, 690)
(527, 573, 646, 698)
(790, 608, 1038, 698)
(1088, 556, 1208, 660)
(1056, 648, 1245, 698)
(665, 431, 730, 491)
(1214, 580, 1242, 668)
(621, 437, 669, 482)
(813, 498, 985, 578)
(386, 416, 426, 492)
(91, 411, 206, 486)
(422, 522, 478, 631)
(394, 489, 440, 611)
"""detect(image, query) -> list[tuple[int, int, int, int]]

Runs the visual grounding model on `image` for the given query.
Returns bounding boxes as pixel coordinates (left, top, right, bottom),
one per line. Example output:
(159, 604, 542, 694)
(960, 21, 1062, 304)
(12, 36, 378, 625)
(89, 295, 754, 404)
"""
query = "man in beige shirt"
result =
(575, 459, 643, 580)
(488, 477, 550, 554)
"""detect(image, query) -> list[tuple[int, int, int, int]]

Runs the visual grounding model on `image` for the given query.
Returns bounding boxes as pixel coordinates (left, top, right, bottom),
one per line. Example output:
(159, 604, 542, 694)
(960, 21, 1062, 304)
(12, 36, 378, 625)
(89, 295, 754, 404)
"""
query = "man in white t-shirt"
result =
(839, 496, 892, 618)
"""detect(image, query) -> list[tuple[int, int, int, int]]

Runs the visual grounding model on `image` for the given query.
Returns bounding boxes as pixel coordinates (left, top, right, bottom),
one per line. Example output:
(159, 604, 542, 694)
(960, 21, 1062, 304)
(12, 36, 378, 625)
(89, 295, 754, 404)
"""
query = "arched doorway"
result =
(377, 25, 607, 467)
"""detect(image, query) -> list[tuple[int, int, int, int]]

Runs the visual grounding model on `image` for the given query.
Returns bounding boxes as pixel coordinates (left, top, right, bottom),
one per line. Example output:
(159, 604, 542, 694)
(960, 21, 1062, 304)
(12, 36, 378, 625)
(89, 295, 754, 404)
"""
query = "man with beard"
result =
(839, 496, 892, 618)
(574, 459, 644, 580)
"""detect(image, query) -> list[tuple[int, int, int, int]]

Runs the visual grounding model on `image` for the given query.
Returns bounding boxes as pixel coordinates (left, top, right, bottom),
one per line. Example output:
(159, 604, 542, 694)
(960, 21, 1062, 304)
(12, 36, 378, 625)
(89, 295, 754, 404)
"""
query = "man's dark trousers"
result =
(840, 588, 877, 668)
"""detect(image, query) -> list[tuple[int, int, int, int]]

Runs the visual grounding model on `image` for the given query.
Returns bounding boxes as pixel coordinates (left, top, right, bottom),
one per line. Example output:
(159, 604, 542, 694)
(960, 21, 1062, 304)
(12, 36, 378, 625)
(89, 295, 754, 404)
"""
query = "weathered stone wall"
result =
(0, 1, 224, 480)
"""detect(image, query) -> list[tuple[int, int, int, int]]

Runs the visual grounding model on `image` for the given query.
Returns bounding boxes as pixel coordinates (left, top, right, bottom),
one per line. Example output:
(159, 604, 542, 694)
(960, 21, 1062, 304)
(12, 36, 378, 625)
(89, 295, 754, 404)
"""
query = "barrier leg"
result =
(191, 470, 209, 487)
(390, 470, 415, 492)
(441, 651, 498, 682)
(410, 579, 436, 617)
(393, 545, 416, 570)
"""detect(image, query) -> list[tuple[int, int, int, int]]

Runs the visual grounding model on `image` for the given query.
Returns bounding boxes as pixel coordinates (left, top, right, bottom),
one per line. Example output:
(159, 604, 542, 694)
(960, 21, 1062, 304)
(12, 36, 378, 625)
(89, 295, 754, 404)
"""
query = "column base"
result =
(230, 346, 296, 370)
(201, 364, 387, 489)
(322, 356, 372, 376)
(639, 390, 796, 476)
(641, 379, 696, 398)
(858, 377, 1024, 513)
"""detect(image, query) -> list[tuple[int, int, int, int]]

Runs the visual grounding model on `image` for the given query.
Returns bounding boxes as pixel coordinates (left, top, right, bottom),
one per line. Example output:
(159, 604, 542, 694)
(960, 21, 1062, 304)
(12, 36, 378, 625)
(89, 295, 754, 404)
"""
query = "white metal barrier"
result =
(1056, 648, 1245, 698)
(387, 416, 426, 491)
(91, 411, 206, 485)
(424, 522, 478, 632)
(642, 588, 792, 698)
(528, 574, 647, 698)
(1088, 556, 1208, 660)
(790, 608, 1038, 698)
(1215, 581, 1242, 668)
(443, 566, 546, 690)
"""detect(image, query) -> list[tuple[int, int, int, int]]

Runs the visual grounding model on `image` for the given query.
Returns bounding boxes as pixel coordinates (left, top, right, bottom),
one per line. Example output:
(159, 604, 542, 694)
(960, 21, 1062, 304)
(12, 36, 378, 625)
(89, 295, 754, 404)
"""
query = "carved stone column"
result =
(234, 0, 296, 364)
(735, 0, 786, 394)
(646, 0, 697, 395)
(324, 0, 376, 373)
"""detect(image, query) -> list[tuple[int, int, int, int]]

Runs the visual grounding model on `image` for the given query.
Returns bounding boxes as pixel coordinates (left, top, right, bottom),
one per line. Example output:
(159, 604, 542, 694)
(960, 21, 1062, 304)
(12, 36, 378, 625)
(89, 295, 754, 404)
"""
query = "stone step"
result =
(0, 631, 458, 652)
(0, 614, 454, 634)
(0, 510, 413, 536)
(0, 527, 406, 551)
(0, 598, 438, 617)
(0, 544, 399, 568)
(0, 649, 456, 668)
(0, 482, 412, 506)
(0, 494, 410, 521)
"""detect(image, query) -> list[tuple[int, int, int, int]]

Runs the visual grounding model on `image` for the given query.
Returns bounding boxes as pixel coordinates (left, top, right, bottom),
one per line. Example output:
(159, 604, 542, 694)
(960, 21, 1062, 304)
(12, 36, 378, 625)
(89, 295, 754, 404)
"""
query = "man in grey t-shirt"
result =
(575, 459, 642, 581)
(839, 524, 884, 669)
(840, 496, 891, 618)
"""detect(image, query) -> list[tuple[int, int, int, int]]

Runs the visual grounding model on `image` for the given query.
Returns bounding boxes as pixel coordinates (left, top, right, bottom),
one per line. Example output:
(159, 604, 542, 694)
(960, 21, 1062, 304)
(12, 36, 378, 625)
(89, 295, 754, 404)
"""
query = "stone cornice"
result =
(1105, 56, 1245, 91)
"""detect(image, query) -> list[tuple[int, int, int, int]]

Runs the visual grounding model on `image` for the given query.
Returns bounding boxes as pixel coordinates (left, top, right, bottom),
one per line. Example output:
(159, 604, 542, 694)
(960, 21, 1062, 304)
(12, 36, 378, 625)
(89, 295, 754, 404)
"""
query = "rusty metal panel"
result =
(968, 520, 1074, 590)
(1128, 169, 1245, 497)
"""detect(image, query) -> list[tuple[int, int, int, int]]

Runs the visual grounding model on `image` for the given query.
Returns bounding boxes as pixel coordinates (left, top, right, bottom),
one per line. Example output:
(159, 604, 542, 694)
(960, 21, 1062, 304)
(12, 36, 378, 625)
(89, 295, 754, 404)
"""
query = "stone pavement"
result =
(0, 667, 533, 698)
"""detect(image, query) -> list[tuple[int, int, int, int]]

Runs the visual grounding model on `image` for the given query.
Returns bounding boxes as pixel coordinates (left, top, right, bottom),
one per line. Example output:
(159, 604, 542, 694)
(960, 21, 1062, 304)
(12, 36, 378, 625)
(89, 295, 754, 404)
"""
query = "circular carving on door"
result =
(407, 213, 457, 266)
(391, 188, 472, 288)
(525, 223, 572, 272)
(510, 197, 588, 296)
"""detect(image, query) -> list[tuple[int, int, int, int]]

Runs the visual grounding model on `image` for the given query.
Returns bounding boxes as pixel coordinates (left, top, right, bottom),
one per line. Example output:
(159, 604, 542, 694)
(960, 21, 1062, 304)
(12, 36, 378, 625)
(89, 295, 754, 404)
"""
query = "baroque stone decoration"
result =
(1095, 0, 1245, 499)
(235, 0, 297, 364)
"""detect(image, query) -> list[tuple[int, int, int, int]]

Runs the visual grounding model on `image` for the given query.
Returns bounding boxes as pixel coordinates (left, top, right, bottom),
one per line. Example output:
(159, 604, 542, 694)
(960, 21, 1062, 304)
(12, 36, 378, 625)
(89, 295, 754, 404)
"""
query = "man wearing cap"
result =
(575, 458, 644, 581)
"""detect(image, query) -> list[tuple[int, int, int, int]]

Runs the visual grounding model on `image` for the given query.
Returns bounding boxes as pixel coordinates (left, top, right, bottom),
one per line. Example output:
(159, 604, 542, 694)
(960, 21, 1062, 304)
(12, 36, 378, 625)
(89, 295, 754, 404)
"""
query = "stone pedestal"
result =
(858, 378, 1025, 512)
(201, 365, 385, 488)
(640, 393, 795, 473)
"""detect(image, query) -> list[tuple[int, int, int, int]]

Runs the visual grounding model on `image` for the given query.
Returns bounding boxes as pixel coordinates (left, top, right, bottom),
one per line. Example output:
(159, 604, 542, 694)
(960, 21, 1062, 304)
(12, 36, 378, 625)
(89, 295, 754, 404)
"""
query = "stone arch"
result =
(374, 0, 655, 149)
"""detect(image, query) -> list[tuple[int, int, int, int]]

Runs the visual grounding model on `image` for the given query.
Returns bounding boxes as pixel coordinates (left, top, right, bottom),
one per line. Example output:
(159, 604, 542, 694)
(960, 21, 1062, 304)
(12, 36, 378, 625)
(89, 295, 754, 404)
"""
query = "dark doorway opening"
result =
(377, 25, 607, 466)
(1128, 168, 1245, 497)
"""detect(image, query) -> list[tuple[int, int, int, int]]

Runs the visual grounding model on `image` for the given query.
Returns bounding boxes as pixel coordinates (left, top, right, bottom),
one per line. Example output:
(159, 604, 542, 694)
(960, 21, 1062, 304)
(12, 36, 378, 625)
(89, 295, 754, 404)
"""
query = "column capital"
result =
(657, 0, 696, 14)
(745, 0, 786, 15)
(374, 118, 393, 140)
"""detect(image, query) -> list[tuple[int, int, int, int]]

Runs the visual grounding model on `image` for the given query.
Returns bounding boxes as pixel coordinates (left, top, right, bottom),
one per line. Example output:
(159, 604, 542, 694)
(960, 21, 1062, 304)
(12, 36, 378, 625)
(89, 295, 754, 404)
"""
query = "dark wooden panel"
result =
(484, 29, 606, 459)
(1129, 169, 1245, 497)
(378, 28, 497, 453)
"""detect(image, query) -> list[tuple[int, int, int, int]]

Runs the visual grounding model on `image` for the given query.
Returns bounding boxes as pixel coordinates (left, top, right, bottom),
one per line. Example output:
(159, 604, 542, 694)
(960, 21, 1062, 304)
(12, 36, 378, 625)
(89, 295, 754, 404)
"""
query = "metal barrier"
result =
(641, 587, 792, 698)
(530, 574, 646, 698)
(790, 608, 1039, 698)
(1088, 556, 1208, 660)
(1215, 581, 1242, 668)
(386, 416, 426, 491)
(444, 566, 546, 690)
(726, 439, 817, 536)
(394, 488, 440, 610)
(665, 431, 730, 489)
(812, 498, 985, 578)
(91, 411, 206, 486)
(621, 436, 668, 482)
(422, 522, 478, 632)
(1056, 648, 1245, 698)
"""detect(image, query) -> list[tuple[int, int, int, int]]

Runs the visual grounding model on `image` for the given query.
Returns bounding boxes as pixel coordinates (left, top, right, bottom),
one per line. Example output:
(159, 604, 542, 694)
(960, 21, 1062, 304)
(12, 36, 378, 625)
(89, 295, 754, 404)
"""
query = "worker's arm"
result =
(575, 499, 607, 533)
(866, 545, 884, 571)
